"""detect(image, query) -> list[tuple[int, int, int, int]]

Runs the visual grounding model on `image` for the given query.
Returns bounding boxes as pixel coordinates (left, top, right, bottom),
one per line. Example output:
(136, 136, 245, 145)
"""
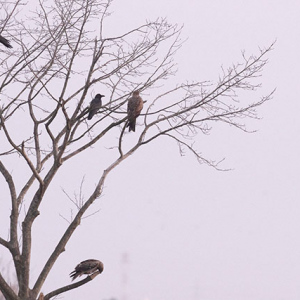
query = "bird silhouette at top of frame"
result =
(0, 35, 12, 48)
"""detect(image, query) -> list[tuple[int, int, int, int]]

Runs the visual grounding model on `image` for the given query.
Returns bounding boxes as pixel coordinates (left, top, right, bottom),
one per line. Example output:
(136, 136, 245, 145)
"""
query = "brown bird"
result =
(0, 35, 12, 48)
(127, 90, 143, 132)
(70, 259, 104, 281)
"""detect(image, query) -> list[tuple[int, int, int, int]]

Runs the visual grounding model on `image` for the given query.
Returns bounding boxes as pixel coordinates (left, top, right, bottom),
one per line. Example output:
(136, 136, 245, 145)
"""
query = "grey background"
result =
(1, 0, 300, 300)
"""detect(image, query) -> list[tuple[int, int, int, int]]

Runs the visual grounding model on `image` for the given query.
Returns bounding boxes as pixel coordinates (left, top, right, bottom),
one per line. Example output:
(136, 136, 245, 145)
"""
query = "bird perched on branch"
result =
(0, 35, 12, 48)
(70, 259, 104, 281)
(88, 94, 105, 120)
(127, 90, 143, 132)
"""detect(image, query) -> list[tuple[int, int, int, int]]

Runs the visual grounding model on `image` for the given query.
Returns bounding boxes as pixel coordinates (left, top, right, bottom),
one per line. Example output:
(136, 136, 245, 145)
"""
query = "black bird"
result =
(0, 35, 12, 48)
(70, 259, 104, 281)
(88, 94, 104, 120)
(127, 91, 143, 132)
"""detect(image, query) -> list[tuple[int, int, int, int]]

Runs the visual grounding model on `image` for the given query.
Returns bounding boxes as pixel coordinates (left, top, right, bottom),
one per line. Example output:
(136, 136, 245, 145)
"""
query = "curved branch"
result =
(0, 116, 44, 185)
(118, 121, 127, 157)
(0, 160, 20, 255)
(44, 271, 101, 300)
(62, 116, 127, 162)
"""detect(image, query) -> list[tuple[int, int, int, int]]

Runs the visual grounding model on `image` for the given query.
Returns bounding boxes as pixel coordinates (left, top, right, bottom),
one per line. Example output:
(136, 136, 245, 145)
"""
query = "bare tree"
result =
(0, 0, 274, 299)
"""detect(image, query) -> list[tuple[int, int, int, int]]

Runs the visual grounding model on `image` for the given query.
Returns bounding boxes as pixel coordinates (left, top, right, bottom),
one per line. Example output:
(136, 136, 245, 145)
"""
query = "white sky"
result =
(1, 1, 300, 300)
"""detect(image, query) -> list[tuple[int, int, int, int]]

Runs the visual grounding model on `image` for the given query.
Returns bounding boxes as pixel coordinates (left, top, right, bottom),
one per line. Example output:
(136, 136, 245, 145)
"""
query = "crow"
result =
(88, 94, 105, 120)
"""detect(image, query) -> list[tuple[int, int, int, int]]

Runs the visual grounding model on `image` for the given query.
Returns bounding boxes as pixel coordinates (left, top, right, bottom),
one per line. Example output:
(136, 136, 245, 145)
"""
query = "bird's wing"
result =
(136, 96, 143, 115)
(91, 98, 102, 109)
(76, 259, 100, 273)
(127, 97, 141, 116)
(127, 96, 134, 113)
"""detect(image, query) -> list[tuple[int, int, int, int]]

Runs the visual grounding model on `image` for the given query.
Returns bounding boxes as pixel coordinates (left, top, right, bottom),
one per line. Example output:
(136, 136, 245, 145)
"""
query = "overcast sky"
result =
(2, 1, 300, 300)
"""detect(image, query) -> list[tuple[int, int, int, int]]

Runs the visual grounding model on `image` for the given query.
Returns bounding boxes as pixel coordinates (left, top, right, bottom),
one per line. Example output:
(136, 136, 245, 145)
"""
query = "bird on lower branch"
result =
(70, 259, 104, 281)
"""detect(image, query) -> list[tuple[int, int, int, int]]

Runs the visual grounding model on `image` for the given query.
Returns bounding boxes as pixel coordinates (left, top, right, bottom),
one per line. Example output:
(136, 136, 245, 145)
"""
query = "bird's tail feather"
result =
(69, 271, 78, 281)
(128, 119, 136, 132)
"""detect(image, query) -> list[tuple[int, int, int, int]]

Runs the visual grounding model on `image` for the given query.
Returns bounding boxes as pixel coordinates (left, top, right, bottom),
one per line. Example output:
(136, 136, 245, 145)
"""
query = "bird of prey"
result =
(127, 90, 143, 132)
(0, 35, 12, 48)
(88, 94, 105, 120)
(70, 259, 104, 281)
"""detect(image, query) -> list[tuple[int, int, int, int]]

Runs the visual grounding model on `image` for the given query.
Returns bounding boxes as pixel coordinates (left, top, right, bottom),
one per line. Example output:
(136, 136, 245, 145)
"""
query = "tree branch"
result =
(0, 271, 19, 300)
(43, 271, 101, 300)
